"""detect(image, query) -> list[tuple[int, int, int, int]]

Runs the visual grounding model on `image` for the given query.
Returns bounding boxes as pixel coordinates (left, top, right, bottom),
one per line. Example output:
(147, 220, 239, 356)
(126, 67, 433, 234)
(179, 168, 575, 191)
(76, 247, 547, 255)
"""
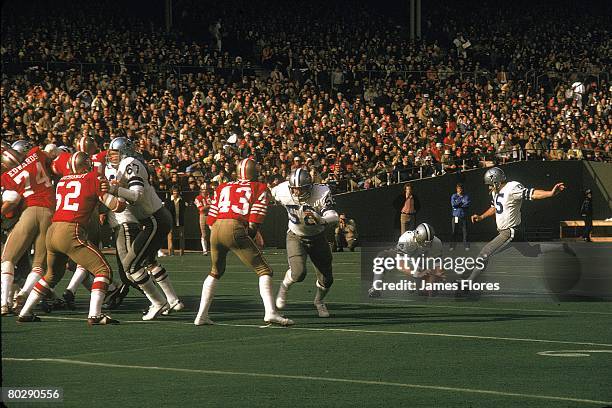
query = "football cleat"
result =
(162, 299, 185, 315)
(1, 305, 13, 316)
(17, 314, 41, 323)
(142, 302, 169, 321)
(314, 301, 330, 318)
(368, 287, 381, 298)
(264, 313, 295, 326)
(104, 284, 129, 310)
(194, 315, 215, 326)
(275, 283, 289, 310)
(88, 314, 120, 326)
(62, 289, 76, 310)
(40, 297, 66, 313)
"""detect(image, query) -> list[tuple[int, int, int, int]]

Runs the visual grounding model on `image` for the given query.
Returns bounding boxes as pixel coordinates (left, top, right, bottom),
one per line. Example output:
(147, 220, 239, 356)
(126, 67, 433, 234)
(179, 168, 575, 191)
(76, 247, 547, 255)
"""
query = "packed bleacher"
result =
(1, 0, 610, 194)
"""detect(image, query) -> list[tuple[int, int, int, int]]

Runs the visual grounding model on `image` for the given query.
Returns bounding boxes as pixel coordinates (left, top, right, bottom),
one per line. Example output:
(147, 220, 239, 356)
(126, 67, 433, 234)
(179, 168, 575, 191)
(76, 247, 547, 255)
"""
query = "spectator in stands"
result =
(450, 183, 471, 251)
(334, 213, 358, 252)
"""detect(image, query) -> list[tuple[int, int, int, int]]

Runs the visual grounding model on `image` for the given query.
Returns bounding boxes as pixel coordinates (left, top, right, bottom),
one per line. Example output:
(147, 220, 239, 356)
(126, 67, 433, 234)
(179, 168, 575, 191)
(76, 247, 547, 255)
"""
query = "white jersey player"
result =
(104, 137, 183, 320)
(368, 223, 441, 298)
(272, 168, 338, 317)
(468, 167, 565, 283)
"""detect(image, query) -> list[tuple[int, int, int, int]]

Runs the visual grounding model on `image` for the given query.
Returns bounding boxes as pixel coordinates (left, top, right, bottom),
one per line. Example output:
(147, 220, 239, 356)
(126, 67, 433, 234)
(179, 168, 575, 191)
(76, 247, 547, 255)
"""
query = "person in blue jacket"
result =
(450, 183, 471, 251)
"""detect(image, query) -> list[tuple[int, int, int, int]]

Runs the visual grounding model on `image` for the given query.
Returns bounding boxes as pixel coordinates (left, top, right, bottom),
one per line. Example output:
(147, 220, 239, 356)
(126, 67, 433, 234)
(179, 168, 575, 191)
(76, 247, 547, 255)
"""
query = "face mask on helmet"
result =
(484, 167, 506, 193)
(289, 168, 313, 201)
(414, 223, 434, 248)
(108, 137, 134, 168)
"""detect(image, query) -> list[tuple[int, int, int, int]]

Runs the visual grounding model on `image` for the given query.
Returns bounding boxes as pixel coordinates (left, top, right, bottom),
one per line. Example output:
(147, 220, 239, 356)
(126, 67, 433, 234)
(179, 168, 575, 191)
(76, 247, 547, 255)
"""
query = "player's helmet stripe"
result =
(423, 223, 430, 240)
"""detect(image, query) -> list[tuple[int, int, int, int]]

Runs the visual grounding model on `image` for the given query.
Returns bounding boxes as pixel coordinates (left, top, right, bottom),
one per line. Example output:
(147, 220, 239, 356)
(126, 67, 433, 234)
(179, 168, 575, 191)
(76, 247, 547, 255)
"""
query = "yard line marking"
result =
(36, 316, 612, 347)
(3, 357, 610, 406)
(367, 299, 612, 315)
(537, 350, 612, 357)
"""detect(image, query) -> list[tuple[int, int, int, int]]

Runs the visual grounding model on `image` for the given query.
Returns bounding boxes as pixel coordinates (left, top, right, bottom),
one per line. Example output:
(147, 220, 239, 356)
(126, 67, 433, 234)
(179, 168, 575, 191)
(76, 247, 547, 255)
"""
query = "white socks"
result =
(19, 290, 43, 317)
(201, 238, 208, 253)
(196, 275, 218, 319)
(67, 265, 89, 294)
(17, 267, 44, 298)
(1, 261, 15, 307)
(282, 269, 295, 290)
(149, 265, 178, 304)
(259, 275, 276, 317)
(139, 278, 166, 306)
(314, 280, 330, 304)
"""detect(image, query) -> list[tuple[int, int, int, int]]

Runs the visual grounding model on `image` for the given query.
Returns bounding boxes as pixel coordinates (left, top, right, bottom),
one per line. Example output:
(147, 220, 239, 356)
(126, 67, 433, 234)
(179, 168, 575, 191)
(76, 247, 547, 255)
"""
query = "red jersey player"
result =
(194, 158, 293, 327)
(77, 136, 106, 175)
(1, 142, 55, 315)
(17, 151, 125, 325)
(194, 183, 212, 255)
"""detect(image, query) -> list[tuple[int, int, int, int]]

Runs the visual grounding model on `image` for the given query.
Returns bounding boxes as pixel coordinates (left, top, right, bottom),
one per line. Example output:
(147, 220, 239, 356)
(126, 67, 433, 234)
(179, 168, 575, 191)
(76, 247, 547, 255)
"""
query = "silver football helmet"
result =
(11, 139, 33, 154)
(108, 137, 135, 168)
(397, 231, 419, 254)
(288, 168, 313, 201)
(414, 223, 435, 248)
(484, 167, 506, 192)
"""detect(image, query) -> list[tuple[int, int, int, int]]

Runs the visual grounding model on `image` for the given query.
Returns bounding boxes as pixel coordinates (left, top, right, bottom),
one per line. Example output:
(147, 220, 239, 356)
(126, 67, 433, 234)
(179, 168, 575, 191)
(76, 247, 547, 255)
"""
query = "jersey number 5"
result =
(55, 180, 82, 211)
(494, 193, 504, 214)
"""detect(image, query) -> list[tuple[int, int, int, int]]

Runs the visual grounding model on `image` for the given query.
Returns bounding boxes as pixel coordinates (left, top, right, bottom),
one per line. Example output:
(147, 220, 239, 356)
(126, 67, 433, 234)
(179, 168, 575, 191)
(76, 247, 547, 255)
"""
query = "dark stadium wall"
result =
(150, 161, 610, 250)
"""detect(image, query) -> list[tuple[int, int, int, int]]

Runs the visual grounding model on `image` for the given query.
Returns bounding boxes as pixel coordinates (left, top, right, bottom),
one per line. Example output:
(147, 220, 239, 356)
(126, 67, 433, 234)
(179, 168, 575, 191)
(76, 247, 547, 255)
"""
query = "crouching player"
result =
(17, 152, 126, 325)
(368, 223, 442, 298)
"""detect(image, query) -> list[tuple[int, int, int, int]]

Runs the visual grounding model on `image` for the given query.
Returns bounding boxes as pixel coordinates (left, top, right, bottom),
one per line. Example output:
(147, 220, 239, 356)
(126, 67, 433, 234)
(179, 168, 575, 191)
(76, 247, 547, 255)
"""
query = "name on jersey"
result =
(7, 153, 39, 177)
(60, 173, 89, 181)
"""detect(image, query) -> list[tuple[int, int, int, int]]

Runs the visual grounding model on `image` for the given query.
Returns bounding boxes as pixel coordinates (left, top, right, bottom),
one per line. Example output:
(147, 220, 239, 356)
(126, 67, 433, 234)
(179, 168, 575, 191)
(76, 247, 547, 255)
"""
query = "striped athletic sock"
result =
(17, 266, 44, 297)
(89, 275, 109, 317)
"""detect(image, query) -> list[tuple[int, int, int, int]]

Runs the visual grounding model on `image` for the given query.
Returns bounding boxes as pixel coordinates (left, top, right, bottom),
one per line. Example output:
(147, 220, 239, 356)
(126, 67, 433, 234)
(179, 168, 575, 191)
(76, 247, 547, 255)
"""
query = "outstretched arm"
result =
(471, 206, 496, 223)
(531, 183, 565, 200)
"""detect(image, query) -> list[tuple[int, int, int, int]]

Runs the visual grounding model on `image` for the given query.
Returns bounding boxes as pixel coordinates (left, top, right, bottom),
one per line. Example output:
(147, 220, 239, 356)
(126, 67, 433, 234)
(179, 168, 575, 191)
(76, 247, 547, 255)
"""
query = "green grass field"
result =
(2, 251, 611, 407)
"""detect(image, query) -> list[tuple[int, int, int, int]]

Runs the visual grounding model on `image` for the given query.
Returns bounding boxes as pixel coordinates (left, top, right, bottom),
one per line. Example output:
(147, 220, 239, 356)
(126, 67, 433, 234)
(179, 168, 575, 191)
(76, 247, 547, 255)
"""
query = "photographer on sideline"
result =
(335, 213, 358, 252)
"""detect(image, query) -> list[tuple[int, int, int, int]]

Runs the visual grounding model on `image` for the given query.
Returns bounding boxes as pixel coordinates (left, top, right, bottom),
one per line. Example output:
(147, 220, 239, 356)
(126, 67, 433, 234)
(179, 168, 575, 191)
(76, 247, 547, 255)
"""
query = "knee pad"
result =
(148, 265, 168, 282)
(130, 268, 149, 285)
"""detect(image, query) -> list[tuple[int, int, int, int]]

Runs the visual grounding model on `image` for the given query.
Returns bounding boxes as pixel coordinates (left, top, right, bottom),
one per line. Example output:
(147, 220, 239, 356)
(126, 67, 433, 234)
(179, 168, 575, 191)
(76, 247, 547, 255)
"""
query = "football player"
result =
(368, 223, 442, 298)
(1, 140, 55, 315)
(1, 147, 30, 309)
(77, 136, 107, 175)
(17, 152, 125, 324)
(194, 158, 293, 326)
(103, 137, 183, 320)
(272, 168, 338, 318)
(194, 183, 212, 255)
(60, 137, 122, 309)
(468, 167, 565, 282)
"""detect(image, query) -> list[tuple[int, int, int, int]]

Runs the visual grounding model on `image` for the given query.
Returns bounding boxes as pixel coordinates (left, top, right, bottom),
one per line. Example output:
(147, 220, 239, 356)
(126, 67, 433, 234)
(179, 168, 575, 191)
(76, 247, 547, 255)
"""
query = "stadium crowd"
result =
(1, 0, 610, 194)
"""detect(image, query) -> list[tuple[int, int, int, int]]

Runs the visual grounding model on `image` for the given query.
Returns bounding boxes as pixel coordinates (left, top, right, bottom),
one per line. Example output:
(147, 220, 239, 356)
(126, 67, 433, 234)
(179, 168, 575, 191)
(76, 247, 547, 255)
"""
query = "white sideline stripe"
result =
(537, 349, 612, 357)
(2, 358, 609, 406)
(377, 300, 612, 315)
(36, 316, 612, 347)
